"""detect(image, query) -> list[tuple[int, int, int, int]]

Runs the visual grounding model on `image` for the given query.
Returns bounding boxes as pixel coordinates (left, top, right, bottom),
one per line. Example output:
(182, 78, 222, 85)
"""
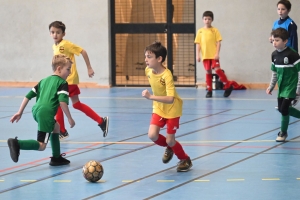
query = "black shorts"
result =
(37, 131, 51, 143)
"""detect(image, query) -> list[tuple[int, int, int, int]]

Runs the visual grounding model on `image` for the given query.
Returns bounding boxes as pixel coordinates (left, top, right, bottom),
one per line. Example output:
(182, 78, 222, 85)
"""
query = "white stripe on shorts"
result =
(44, 133, 50, 143)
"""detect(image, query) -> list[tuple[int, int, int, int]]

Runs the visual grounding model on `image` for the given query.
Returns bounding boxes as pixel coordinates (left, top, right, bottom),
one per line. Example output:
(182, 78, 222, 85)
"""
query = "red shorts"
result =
(150, 113, 180, 134)
(203, 59, 220, 70)
(68, 85, 81, 97)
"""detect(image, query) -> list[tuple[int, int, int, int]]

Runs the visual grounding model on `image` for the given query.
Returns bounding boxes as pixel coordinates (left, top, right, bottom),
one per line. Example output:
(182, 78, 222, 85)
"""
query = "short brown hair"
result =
(51, 54, 72, 71)
(144, 41, 167, 63)
(271, 28, 289, 41)
(203, 11, 214, 21)
(49, 21, 66, 33)
(277, 0, 291, 11)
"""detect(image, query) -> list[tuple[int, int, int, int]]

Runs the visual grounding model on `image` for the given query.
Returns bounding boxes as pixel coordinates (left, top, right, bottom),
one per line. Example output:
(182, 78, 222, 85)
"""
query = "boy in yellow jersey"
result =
(195, 11, 233, 98)
(49, 21, 109, 140)
(142, 41, 192, 172)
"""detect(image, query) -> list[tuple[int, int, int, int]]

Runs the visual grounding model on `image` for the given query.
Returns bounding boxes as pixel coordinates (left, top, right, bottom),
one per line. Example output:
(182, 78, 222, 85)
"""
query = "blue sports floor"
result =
(1, 87, 300, 200)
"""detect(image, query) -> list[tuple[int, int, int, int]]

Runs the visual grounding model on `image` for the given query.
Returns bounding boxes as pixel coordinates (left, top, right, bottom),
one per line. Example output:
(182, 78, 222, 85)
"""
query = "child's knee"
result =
(38, 143, 47, 151)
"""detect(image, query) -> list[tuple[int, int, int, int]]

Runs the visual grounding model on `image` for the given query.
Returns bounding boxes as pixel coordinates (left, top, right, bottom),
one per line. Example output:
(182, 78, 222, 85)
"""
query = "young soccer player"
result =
(49, 21, 109, 140)
(142, 41, 192, 172)
(270, 0, 298, 52)
(194, 11, 233, 98)
(266, 28, 300, 142)
(8, 54, 75, 166)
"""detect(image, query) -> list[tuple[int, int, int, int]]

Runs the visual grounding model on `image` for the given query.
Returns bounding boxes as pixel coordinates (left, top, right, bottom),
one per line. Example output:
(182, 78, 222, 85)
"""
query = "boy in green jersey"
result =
(8, 54, 75, 166)
(266, 28, 300, 142)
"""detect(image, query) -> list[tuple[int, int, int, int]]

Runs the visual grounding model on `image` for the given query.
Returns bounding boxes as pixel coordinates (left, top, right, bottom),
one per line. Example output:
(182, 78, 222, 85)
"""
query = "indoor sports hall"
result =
(1, 0, 300, 199)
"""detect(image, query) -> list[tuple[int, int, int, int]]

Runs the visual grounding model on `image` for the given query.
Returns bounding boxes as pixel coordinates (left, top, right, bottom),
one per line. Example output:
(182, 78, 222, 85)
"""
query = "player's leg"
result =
(70, 85, 109, 137)
(276, 98, 291, 142)
(213, 60, 233, 97)
(49, 122, 70, 166)
(203, 59, 213, 98)
(165, 117, 192, 172)
(148, 114, 174, 163)
(55, 106, 68, 140)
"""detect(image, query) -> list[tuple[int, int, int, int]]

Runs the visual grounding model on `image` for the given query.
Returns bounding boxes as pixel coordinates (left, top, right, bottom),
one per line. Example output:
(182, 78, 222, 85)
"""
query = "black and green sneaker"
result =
(49, 153, 70, 166)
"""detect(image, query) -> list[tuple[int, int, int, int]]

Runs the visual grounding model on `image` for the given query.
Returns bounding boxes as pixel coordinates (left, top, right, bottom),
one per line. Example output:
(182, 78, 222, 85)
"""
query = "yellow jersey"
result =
(145, 66, 182, 118)
(194, 27, 222, 59)
(53, 40, 83, 84)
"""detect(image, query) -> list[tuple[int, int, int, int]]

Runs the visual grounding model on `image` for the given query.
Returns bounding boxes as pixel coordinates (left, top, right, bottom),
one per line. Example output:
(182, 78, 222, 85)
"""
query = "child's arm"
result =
(266, 71, 277, 95)
(81, 49, 95, 78)
(196, 43, 201, 62)
(142, 89, 174, 104)
(215, 41, 221, 60)
(10, 97, 30, 123)
(60, 102, 75, 128)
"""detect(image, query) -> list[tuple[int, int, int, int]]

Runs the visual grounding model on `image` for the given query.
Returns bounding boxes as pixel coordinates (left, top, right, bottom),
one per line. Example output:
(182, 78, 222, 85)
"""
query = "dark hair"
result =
(144, 41, 167, 63)
(203, 11, 214, 21)
(49, 21, 66, 33)
(277, 0, 291, 11)
(271, 28, 289, 41)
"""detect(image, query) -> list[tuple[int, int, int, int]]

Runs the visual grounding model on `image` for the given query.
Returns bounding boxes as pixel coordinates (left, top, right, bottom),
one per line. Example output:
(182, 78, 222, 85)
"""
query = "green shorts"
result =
(32, 106, 56, 133)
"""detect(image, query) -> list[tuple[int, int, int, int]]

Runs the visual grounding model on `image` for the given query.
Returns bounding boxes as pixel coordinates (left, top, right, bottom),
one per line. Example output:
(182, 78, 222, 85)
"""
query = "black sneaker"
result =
(177, 157, 193, 172)
(59, 130, 69, 141)
(223, 86, 233, 97)
(162, 147, 174, 164)
(99, 117, 109, 137)
(49, 153, 70, 166)
(206, 91, 212, 98)
(7, 137, 20, 163)
(276, 131, 288, 142)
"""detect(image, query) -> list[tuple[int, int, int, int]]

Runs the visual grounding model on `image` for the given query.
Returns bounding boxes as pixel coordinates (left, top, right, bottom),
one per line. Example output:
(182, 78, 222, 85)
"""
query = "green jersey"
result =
(271, 47, 300, 98)
(26, 75, 69, 132)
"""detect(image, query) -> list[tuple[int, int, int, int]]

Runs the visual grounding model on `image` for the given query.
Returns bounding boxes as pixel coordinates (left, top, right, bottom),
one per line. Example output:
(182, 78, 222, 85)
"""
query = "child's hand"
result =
(88, 68, 95, 78)
(68, 118, 75, 128)
(142, 89, 151, 99)
(196, 56, 201, 62)
(266, 88, 272, 95)
(10, 113, 22, 123)
(214, 54, 220, 60)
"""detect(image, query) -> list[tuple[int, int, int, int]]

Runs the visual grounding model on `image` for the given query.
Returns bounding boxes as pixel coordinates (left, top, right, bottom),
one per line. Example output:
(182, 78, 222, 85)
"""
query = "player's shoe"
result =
(59, 130, 69, 141)
(206, 91, 212, 98)
(177, 157, 193, 172)
(276, 131, 288, 142)
(162, 147, 174, 164)
(7, 137, 20, 163)
(99, 116, 109, 137)
(49, 153, 70, 166)
(223, 85, 233, 97)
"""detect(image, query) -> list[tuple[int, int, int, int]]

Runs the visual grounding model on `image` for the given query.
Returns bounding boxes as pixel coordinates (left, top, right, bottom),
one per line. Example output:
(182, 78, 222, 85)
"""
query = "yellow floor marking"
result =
(53, 180, 71, 182)
(20, 180, 36, 182)
(122, 180, 140, 183)
(0, 180, 4, 182)
(296, 178, 300, 180)
(97, 180, 106, 183)
(262, 178, 280, 181)
(157, 180, 175, 182)
(194, 180, 210, 182)
(227, 179, 245, 182)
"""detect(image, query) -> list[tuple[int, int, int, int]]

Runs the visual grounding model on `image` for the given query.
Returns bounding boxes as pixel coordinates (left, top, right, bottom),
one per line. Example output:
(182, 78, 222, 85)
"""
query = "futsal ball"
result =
(82, 160, 104, 182)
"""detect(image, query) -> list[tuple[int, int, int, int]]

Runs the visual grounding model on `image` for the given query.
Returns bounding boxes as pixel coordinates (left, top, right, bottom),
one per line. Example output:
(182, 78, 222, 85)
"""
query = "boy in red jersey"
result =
(49, 21, 109, 140)
(195, 11, 233, 98)
(142, 41, 192, 172)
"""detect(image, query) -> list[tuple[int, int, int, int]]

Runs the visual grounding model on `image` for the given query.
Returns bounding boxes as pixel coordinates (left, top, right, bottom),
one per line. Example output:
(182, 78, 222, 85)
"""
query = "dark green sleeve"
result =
(25, 84, 38, 100)
(58, 82, 69, 105)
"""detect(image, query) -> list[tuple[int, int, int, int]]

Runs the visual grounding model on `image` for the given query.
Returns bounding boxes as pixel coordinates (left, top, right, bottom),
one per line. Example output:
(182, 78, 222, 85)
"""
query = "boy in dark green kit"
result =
(7, 54, 75, 166)
(266, 28, 300, 142)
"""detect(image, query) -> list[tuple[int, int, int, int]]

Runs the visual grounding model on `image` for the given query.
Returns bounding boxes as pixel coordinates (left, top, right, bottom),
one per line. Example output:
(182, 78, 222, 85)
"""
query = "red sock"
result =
(154, 134, 168, 147)
(215, 69, 229, 88)
(206, 74, 212, 91)
(55, 106, 66, 133)
(171, 141, 188, 160)
(73, 101, 103, 124)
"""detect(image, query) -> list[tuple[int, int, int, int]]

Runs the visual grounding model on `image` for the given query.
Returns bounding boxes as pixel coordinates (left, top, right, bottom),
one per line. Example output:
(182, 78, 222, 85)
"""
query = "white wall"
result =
(195, 0, 300, 86)
(0, 0, 110, 86)
(0, 0, 299, 87)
